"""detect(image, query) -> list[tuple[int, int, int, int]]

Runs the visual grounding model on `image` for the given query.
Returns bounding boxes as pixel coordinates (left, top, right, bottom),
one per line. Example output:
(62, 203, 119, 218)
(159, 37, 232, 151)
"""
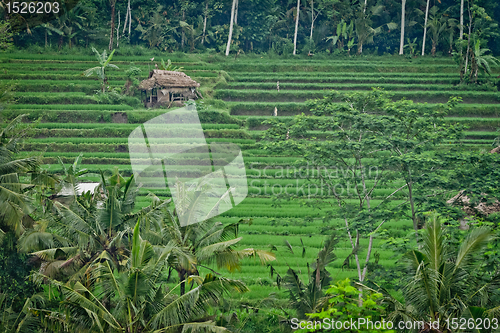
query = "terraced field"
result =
(1, 53, 499, 303)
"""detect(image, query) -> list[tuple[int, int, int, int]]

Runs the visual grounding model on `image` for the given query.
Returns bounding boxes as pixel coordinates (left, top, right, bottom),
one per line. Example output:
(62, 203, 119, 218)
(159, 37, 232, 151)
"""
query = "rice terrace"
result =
(1, 0, 500, 332)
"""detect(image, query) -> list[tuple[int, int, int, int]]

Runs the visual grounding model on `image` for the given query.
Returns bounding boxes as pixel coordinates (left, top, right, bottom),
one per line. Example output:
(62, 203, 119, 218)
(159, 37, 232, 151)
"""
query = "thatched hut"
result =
(138, 70, 201, 108)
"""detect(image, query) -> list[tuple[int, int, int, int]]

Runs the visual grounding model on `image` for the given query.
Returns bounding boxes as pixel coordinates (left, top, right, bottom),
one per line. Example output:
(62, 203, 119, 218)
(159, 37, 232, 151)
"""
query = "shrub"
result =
(296, 278, 394, 333)
(92, 90, 142, 107)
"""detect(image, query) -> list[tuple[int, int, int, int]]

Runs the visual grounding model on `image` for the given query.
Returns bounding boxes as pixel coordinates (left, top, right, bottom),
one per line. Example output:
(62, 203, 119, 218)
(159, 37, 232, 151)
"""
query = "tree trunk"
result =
(128, 0, 131, 41)
(357, 41, 363, 55)
(293, 0, 300, 55)
(310, 0, 313, 41)
(460, 0, 464, 40)
(431, 40, 436, 56)
(202, 0, 208, 44)
(181, 10, 185, 49)
(399, 0, 406, 55)
(234, 0, 238, 25)
(421, 0, 430, 56)
(123, 6, 127, 35)
(116, 10, 120, 47)
(123, 0, 129, 35)
(225, 0, 237, 56)
(109, 0, 116, 51)
(406, 167, 419, 244)
(179, 270, 186, 295)
(449, 31, 454, 55)
(464, 6, 472, 78)
(45, 29, 48, 48)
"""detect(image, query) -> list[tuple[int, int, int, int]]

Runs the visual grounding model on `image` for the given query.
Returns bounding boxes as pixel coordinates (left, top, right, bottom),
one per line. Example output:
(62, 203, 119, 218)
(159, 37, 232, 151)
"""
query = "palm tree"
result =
(31, 219, 248, 332)
(0, 115, 39, 240)
(226, 0, 237, 56)
(19, 170, 168, 283)
(427, 6, 456, 57)
(83, 47, 119, 93)
(426, 7, 448, 57)
(355, 4, 397, 55)
(281, 234, 338, 318)
(381, 213, 500, 331)
(136, 6, 173, 50)
(0, 293, 43, 332)
(469, 40, 500, 83)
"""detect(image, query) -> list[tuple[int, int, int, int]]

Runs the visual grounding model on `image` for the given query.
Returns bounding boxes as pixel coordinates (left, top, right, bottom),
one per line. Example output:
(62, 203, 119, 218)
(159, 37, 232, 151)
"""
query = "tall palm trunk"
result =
(225, 0, 237, 56)
(460, 0, 464, 39)
(357, 0, 369, 55)
(109, 0, 116, 51)
(399, 0, 406, 54)
(179, 269, 186, 295)
(310, 0, 314, 41)
(122, 0, 131, 42)
(128, 0, 131, 41)
(421, 0, 430, 56)
(202, 0, 208, 44)
(293, 0, 300, 55)
(181, 10, 186, 49)
(234, 0, 238, 25)
(116, 11, 120, 47)
(464, 3, 472, 79)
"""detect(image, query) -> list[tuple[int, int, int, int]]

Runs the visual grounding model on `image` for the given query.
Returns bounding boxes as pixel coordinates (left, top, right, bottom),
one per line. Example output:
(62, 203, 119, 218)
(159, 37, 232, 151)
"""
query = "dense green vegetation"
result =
(0, 0, 500, 329)
(2, 49, 500, 332)
(3, 0, 500, 58)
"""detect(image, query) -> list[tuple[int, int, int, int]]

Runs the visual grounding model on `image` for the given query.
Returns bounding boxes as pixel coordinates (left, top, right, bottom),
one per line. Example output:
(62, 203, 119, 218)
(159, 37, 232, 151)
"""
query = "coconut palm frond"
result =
(454, 226, 491, 273)
(195, 237, 241, 263)
(238, 248, 277, 265)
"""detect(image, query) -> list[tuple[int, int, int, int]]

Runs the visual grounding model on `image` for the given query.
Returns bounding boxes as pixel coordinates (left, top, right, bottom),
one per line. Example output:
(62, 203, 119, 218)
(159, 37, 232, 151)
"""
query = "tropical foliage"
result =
(0, 115, 39, 239)
(380, 213, 500, 331)
(4, 0, 500, 59)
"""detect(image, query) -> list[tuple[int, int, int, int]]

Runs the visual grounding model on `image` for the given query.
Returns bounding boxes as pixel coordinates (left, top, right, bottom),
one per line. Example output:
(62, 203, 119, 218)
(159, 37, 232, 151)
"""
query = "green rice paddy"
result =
(1, 53, 499, 299)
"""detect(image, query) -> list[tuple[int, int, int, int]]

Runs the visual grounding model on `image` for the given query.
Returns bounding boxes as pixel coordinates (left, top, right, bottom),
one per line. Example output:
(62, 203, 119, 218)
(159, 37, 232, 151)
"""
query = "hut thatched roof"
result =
(139, 70, 200, 90)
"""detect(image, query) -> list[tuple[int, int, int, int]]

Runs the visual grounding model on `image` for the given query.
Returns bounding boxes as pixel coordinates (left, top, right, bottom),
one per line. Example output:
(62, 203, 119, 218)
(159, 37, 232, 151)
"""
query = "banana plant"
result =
(159, 58, 184, 72)
(404, 37, 418, 56)
(83, 47, 119, 93)
(326, 20, 355, 54)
